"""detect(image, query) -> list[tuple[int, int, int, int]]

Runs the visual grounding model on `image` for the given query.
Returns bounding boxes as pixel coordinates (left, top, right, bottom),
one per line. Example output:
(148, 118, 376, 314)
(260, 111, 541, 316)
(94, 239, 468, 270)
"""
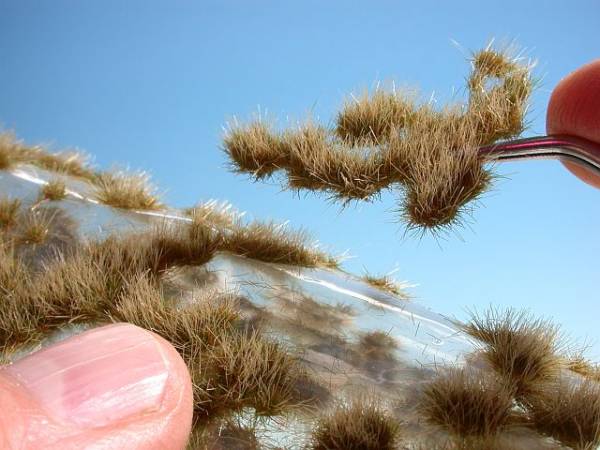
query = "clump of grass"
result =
(17, 208, 56, 245)
(186, 201, 242, 230)
(223, 121, 288, 179)
(0, 131, 95, 180)
(94, 171, 163, 210)
(39, 179, 67, 201)
(362, 272, 410, 298)
(417, 368, 519, 440)
(310, 398, 401, 450)
(0, 241, 43, 348)
(222, 220, 338, 268)
(357, 330, 399, 361)
(336, 89, 415, 145)
(527, 379, 600, 450)
(567, 355, 600, 382)
(0, 197, 21, 230)
(223, 45, 533, 234)
(463, 308, 563, 397)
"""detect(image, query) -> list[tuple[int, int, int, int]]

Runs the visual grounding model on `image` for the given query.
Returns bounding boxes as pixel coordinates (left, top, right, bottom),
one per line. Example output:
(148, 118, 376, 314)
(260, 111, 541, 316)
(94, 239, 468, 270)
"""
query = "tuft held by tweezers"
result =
(478, 134, 600, 177)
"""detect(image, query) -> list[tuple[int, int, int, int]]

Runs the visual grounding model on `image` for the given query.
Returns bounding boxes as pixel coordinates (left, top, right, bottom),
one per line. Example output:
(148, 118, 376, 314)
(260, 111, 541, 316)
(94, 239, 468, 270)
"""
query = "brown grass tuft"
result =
(223, 121, 288, 179)
(17, 208, 57, 245)
(0, 132, 95, 179)
(94, 171, 163, 210)
(463, 308, 563, 397)
(310, 398, 401, 450)
(417, 368, 519, 439)
(336, 89, 415, 145)
(39, 179, 67, 201)
(222, 220, 338, 268)
(527, 379, 600, 450)
(362, 272, 410, 298)
(0, 197, 21, 230)
(223, 45, 533, 234)
(567, 355, 600, 382)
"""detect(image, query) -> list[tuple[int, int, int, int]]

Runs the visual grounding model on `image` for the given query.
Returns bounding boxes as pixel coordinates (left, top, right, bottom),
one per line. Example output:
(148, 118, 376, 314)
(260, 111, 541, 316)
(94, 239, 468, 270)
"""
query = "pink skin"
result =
(0, 324, 193, 450)
(547, 59, 600, 188)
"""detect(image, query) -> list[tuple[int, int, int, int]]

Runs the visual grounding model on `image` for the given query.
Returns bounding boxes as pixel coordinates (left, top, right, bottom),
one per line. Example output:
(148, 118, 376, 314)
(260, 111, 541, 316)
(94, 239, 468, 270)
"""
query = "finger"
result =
(0, 323, 193, 450)
(546, 59, 600, 188)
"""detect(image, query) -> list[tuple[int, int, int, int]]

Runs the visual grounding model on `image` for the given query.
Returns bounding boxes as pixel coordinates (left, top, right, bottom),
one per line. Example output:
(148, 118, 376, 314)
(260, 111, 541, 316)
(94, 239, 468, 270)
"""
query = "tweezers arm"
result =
(478, 134, 600, 176)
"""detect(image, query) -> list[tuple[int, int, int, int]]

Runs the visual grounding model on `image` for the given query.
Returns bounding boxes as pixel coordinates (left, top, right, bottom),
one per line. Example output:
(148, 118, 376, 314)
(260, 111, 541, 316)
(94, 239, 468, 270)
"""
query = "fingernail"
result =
(6, 324, 169, 428)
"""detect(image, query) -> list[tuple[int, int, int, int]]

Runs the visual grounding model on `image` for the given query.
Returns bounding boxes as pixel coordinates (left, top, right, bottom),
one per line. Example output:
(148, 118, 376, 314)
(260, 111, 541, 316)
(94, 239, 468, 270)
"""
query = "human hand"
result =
(547, 59, 600, 188)
(0, 324, 193, 450)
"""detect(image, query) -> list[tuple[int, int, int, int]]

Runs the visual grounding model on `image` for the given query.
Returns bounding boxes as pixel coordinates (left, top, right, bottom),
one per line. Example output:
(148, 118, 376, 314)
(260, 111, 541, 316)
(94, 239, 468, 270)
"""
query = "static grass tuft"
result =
(310, 398, 401, 450)
(39, 179, 67, 201)
(223, 45, 533, 235)
(93, 171, 163, 210)
(336, 89, 415, 145)
(0, 197, 21, 230)
(527, 379, 600, 450)
(0, 131, 95, 179)
(362, 272, 410, 298)
(223, 120, 288, 179)
(567, 355, 600, 382)
(17, 208, 57, 245)
(417, 368, 519, 439)
(463, 308, 563, 397)
(222, 220, 338, 268)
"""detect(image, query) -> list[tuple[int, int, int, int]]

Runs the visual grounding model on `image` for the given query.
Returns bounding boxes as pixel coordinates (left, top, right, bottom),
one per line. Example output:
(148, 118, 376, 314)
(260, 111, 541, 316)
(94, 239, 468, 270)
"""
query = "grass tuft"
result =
(17, 208, 57, 245)
(310, 397, 401, 450)
(463, 308, 563, 397)
(0, 197, 21, 230)
(362, 272, 410, 298)
(39, 179, 67, 201)
(417, 368, 519, 439)
(94, 171, 163, 210)
(0, 131, 95, 179)
(223, 121, 288, 179)
(222, 220, 338, 268)
(527, 379, 600, 450)
(567, 355, 600, 382)
(336, 89, 415, 145)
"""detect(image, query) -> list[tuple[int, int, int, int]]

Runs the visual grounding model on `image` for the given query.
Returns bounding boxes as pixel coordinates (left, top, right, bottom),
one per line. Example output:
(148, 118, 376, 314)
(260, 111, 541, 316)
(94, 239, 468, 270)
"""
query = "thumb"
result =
(0, 324, 193, 450)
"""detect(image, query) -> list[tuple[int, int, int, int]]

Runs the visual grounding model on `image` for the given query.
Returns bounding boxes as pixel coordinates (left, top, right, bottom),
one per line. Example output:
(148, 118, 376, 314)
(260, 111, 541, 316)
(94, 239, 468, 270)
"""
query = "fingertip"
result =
(546, 59, 600, 142)
(547, 59, 600, 188)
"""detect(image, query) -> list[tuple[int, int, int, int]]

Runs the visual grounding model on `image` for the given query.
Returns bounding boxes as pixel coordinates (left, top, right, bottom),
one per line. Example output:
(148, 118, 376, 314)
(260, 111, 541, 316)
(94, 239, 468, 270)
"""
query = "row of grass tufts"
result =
(223, 45, 534, 235)
(416, 307, 600, 450)
(0, 132, 163, 211)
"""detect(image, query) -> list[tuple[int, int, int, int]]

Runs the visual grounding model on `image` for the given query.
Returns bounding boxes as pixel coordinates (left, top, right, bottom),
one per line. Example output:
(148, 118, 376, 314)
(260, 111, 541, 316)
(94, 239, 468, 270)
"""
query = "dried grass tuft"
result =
(93, 171, 163, 210)
(0, 131, 95, 179)
(222, 220, 338, 268)
(0, 197, 21, 230)
(39, 179, 67, 201)
(223, 121, 288, 179)
(17, 208, 57, 245)
(362, 272, 410, 298)
(223, 45, 533, 234)
(527, 379, 600, 450)
(310, 397, 401, 450)
(567, 355, 600, 382)
(336, 89, 415, 145)
(464, 308, 563, 398)
(417, 367, 519, 439)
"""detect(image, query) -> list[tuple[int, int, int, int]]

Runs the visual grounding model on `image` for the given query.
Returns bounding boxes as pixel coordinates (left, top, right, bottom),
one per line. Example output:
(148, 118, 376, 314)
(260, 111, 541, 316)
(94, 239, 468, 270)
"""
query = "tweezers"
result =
(478, 134, 600, 177)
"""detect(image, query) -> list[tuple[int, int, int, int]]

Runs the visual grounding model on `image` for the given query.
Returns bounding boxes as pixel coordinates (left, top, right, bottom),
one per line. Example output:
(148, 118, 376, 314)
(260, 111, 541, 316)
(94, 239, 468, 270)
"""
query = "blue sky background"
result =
(1, 1, 599, 355)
